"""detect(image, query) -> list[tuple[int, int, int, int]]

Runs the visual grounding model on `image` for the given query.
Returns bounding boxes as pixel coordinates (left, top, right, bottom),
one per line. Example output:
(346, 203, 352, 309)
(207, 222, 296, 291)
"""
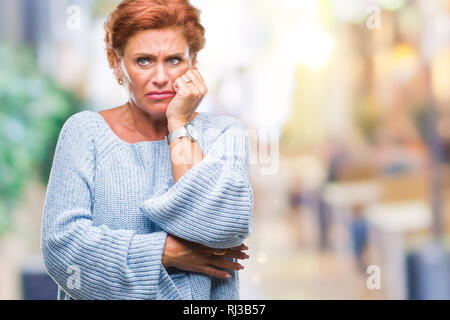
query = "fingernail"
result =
(238, 264, 245, 270)
(226, 274, 232, 278)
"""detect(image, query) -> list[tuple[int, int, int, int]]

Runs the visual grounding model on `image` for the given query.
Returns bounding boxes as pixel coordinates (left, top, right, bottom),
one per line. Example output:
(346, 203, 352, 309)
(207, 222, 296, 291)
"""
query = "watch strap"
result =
(165, 123, 195, 144)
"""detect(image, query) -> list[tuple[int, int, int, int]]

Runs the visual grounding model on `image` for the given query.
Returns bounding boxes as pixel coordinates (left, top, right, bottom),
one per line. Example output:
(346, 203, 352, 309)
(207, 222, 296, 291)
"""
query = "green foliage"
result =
(0, 44, 83, 237)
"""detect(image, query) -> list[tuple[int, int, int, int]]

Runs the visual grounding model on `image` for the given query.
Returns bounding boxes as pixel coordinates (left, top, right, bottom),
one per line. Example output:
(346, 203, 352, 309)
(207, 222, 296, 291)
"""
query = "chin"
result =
(141, 101, 169, 116)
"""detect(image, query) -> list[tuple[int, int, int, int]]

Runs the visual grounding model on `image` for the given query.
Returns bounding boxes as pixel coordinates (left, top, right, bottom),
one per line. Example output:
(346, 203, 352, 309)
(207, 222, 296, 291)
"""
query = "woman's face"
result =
(115, 28, 195, 117)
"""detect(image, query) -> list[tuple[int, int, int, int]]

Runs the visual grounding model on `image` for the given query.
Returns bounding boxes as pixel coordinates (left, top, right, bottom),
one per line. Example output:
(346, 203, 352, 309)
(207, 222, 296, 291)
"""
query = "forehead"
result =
(124, 28, 187, 56)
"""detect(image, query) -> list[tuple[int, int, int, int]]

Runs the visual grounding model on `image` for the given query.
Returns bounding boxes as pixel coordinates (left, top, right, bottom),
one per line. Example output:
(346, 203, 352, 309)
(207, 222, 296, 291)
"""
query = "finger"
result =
(202, 265, 231, 279)
(224, 250, 250, 260)
(173, 76, 187, 94)
(184, 71, 207, 110)
(231, 243, 249, 251)
(206, 248, 249, 260)
(181, 74, 201, 97)
(209, 256, 244, 271)
(187, 69, 207, 90)
(174, 75, 199, 101)
(190, 69, 208, 95)
(183, 74, 203, 99)
(182, 75, 203, 109)
(186, 70, 207, 98)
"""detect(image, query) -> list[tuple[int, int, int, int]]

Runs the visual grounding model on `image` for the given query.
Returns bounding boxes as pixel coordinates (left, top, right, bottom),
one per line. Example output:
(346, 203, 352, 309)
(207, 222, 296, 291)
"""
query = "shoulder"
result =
(53, 110, 98, 174)
(63, 110, 97, 129)
(57, 110, 101, 151)
(60, 110, 100, 139)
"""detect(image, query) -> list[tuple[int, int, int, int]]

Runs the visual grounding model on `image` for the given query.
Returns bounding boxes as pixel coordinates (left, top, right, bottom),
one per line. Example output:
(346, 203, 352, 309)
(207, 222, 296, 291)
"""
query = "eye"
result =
(168, 57, 182, 65)
(136, 57, 152, 66)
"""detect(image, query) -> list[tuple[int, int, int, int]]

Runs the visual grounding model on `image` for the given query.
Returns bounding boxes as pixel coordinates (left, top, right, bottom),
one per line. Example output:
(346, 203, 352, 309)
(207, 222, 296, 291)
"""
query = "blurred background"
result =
(0, 0, 449, 300)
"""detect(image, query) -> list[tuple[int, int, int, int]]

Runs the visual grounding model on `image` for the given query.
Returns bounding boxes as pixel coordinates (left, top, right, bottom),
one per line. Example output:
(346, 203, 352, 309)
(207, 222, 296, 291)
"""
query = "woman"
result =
(40, 0, 253, 300)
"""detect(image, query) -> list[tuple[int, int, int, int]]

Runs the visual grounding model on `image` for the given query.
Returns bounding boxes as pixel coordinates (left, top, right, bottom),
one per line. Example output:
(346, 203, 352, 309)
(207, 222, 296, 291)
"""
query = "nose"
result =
(152, 62, 169, 87)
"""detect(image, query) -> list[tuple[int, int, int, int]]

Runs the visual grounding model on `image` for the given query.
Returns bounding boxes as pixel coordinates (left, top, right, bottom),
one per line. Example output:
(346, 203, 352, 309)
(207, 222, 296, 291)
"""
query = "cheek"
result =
(126, 65, 189, 88)
(168, 66, 189, 82)
(127, 70, 149, 89)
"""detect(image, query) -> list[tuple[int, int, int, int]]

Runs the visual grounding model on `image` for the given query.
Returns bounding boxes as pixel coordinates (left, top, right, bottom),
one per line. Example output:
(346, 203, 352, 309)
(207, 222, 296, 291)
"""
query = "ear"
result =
(113, 50, 123, 78)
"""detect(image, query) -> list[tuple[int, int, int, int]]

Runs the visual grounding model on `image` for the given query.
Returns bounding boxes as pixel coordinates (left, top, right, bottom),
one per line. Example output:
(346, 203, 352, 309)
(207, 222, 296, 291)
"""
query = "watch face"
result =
(187, 123, 199, 140)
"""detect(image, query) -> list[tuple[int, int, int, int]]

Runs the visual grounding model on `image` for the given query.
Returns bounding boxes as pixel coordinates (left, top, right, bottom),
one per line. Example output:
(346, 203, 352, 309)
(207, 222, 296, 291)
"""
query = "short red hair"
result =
(104, 0, 206, 69)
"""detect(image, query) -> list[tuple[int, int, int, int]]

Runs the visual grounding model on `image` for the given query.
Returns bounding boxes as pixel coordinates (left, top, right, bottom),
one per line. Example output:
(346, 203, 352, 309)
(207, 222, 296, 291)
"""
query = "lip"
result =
(146, 90, 175, 100)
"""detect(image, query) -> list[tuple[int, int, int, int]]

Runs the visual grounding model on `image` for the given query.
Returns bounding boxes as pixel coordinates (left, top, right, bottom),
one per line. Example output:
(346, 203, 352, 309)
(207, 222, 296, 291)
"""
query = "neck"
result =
(126, 102, 169, 141)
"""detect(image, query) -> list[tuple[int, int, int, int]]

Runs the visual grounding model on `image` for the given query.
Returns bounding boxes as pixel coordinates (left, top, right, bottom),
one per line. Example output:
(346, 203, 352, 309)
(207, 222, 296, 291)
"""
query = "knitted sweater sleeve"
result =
(139, 117, 254, 249)
(40, 113, 179, 300)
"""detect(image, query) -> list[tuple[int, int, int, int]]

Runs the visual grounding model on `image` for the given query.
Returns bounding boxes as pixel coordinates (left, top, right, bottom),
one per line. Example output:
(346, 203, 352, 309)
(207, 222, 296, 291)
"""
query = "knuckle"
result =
(215, 271, 226, 278)
(190, 254, 200, 262)
(204, 266, 218, 278)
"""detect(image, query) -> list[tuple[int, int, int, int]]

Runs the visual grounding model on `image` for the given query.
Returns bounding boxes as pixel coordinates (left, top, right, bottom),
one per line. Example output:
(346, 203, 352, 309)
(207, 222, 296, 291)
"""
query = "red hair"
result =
(104, 0, 206, 69)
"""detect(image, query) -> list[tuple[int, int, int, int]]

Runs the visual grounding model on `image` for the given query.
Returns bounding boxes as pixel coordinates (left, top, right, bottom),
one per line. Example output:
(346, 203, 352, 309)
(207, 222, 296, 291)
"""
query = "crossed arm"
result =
(144, 117, 253, 278)
(41, 113, 253, 299)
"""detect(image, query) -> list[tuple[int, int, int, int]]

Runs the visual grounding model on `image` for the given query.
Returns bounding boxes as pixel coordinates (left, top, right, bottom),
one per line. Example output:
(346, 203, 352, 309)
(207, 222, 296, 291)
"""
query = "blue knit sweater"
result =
(40, 110, 254, 300)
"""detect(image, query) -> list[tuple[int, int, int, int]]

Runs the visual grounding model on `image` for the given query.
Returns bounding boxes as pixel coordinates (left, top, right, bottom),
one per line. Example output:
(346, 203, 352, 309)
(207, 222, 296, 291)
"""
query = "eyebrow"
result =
(133, 52, 185, 58)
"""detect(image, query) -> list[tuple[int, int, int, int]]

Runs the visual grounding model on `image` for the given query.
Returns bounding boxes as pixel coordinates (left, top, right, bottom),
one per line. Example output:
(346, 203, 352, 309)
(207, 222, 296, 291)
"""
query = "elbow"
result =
(40, 237, 64, 292)
(145, 180, 255, 250)
(40, 232, 53, 276)
(41, 231, 80, 295)
(208, 192, 254, 249)
(40, 234, 66, 284)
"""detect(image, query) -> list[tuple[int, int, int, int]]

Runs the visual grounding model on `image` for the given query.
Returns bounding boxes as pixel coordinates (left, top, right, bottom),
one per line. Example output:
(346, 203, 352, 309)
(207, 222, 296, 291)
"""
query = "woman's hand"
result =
(165, 68, 207, 129)
(162, 235, 249, 279)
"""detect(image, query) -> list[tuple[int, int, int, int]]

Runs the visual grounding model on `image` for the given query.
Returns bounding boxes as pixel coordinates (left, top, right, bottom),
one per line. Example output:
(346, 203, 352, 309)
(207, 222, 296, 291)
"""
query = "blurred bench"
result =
(20, 254, 58, 300)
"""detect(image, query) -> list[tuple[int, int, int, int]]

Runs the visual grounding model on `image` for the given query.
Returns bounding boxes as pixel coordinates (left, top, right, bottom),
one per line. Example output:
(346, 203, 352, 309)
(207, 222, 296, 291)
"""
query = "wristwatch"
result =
(165, 122, 199, 145)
